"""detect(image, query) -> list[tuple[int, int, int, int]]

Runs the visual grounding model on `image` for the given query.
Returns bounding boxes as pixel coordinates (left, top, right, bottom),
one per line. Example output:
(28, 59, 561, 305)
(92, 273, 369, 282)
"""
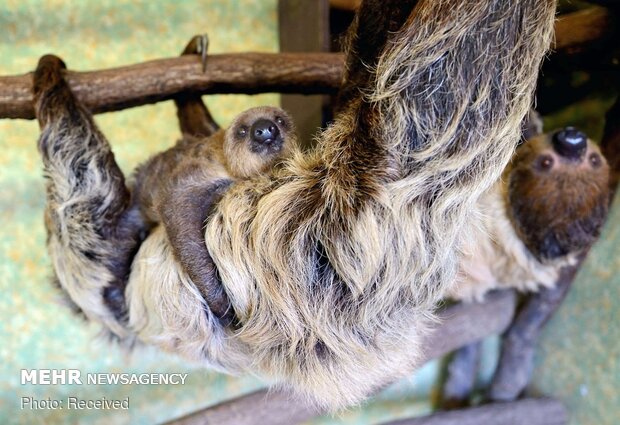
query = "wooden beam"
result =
(164, 291, 516, 425)
(380, 398, 567, 425)
(0, 52, 344, 120)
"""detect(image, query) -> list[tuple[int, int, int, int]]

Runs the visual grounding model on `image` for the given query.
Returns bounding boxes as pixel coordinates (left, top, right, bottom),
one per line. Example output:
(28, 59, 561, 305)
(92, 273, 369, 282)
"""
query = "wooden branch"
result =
(165, 390, 317, 425)
(422, 290, 516, 361)
(164, 291, 516, 425)
(0, 53, 344, 120)
(329, 0, 361, 10)
(554, 6, 615, 53)
(380, 398, 567, 425)
(0, 6, 614, 120)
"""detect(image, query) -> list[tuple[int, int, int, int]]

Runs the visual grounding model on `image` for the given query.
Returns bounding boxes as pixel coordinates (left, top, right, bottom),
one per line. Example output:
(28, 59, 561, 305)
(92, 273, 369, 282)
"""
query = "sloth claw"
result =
(182, 34, 209, 73)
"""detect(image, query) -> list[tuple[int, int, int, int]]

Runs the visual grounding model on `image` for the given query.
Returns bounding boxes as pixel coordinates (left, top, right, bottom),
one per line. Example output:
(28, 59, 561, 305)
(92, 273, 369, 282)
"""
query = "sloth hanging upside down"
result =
(34, 0, 561, 410)
(449, 121, 610, 302)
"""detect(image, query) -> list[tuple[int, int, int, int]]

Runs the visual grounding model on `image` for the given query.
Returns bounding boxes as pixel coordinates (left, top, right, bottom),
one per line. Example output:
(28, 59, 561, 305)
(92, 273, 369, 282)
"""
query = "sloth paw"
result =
(33, 54, 67, 99)
(181, 34, 209, 72)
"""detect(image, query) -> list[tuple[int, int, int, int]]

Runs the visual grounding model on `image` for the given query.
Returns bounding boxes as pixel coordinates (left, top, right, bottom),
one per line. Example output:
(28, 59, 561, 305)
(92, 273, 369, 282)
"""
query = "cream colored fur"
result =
(448, 182, 576, 302)
(35, 0, 558, 411)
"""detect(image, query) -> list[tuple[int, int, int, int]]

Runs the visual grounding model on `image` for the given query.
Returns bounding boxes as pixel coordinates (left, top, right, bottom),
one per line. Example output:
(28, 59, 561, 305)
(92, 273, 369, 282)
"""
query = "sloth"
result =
(449, 124, 610, 302)
(131, 105, 296, 323)
(32, 0, 557, 410)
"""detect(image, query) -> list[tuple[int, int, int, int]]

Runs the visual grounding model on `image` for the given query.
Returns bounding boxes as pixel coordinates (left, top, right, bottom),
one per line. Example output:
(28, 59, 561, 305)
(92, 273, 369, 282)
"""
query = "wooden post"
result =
(278, 0, 331, 147)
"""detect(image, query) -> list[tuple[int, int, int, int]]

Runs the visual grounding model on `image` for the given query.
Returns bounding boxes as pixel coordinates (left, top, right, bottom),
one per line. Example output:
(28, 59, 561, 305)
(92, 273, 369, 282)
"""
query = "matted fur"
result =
(34, 0, 557, 410)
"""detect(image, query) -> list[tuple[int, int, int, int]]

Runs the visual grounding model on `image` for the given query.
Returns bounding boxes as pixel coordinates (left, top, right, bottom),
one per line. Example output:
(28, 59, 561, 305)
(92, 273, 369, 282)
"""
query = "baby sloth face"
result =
(224, 106, 296, 179)
(506, 127, 610, 261)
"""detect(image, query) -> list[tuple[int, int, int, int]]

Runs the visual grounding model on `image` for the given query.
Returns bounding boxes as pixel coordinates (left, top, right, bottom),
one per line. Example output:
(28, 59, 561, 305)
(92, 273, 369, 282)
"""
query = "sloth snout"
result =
(251, 119, 280, 144)
(552, 126, 587, 160)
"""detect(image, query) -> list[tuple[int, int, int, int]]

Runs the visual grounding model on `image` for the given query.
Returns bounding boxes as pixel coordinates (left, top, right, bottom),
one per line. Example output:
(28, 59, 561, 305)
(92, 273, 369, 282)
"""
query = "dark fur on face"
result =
(507, 131, 610, 261)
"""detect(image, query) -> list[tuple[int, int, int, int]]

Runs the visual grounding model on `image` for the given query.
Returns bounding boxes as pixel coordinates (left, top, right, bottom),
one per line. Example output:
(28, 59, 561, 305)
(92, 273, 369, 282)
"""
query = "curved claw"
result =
(198, 34, 209, 73)
(181, 34, 209, 73)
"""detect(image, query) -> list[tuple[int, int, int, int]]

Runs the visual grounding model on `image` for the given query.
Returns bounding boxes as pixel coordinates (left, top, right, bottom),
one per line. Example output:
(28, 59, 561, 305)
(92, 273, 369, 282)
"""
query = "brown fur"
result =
(451, 128, 610, 301)
(33, 0, 557, 410)
(508, 133, 610, 260)
(131, 106, 296, 321)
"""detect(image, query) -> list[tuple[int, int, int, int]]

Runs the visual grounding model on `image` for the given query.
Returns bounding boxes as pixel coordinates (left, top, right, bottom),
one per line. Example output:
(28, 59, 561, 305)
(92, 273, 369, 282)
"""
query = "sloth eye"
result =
(537, 155, 554, 171)
(275, 117, 285, 126)
(237, 126, 248, 137)
(589, 153, 601, 168)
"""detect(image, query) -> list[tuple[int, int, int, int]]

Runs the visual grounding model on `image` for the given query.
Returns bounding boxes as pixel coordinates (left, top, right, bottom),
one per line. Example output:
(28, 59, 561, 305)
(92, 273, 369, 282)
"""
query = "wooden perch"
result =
(0, 53, 344, 120)
(381, 398, 567, 425)
(0, 7, 614, 120)
(554, 6, 615, 53)
(164, 291, 517, 425)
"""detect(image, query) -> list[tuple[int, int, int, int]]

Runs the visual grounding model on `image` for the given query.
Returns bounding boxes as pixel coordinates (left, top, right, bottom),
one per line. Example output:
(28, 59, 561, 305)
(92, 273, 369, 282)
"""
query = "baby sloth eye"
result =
(237, 126, 248, 137)
(275, 117, 285, 126)
(589, 153, 602, 168)
(537, 155, 554, 171)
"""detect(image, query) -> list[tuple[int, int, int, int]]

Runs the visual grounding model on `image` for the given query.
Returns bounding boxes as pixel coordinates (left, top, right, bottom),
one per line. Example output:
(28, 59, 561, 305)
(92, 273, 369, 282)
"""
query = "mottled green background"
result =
(0, 1, 618, 424)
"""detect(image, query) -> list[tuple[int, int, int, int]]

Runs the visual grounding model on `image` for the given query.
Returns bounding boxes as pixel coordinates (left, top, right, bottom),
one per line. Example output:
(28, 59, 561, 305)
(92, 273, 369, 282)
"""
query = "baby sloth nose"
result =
(251, 119, 279, 144)
(552, 127, 587, 160)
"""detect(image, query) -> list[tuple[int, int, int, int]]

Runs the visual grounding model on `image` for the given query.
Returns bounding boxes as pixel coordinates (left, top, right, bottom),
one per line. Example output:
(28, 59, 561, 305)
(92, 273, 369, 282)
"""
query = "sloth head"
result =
(507, 127, 610, 261)
(224, 106, 296, 179)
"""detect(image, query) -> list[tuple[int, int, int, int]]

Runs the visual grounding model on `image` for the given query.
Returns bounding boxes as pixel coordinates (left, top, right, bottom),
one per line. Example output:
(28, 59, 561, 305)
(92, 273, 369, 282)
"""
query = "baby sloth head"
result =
(507, 127, 610, 261)
(224, 106, 296, 179)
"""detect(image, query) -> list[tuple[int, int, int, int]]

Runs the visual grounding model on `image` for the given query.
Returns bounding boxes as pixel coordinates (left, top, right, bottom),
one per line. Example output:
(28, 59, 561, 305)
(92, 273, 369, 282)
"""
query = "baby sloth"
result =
(450, 126, 610, 301)
(133, 106, 295, 321)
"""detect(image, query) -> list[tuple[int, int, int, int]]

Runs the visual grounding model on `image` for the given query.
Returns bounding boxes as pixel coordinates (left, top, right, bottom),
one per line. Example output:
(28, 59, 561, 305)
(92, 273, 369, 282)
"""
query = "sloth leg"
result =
(441, 341, 482, 408)
(489, 273, 574, 401)
(174, 34, 220, 139)
(33, 55, 144, 337)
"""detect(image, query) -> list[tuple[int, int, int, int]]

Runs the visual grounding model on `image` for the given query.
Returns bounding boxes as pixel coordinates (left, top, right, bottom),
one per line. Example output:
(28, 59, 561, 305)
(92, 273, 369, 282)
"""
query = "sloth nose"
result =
(251, 119, 279, 144)
(552, 127, 587, 159)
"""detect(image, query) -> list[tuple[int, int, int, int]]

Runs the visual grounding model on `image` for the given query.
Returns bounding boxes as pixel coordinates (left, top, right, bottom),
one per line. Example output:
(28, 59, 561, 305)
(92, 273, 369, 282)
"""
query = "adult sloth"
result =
(33, 0, 556, 410)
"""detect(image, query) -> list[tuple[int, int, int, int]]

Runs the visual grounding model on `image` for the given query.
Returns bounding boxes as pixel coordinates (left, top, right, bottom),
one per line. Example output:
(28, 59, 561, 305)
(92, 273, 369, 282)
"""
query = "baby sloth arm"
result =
(157, 165, 234, 323)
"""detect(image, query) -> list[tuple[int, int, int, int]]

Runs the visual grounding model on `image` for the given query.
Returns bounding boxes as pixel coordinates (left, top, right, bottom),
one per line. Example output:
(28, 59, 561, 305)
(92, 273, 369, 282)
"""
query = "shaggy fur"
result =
(34, 0, 557, 410)
(132, 106, 296, 322)
(449, 129, 610, 302)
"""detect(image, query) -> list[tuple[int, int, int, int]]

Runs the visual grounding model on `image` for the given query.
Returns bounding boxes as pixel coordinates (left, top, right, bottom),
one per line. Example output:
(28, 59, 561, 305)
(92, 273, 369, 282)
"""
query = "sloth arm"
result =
(156, 165, 234, 324)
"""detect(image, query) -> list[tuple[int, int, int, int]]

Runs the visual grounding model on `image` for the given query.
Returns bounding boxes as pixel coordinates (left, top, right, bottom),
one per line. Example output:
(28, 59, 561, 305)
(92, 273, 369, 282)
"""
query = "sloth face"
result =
(507, 127, 610, 261)
(224, 106, 295, 178)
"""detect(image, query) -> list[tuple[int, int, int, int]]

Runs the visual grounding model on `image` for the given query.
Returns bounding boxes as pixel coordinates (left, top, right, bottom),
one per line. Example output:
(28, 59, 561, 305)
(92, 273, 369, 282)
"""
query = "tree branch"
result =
(0, 53, 344, 120)
(554, 6, 615, 53)
(381, 398, 567, 425)
(0, 6, 615, 120)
